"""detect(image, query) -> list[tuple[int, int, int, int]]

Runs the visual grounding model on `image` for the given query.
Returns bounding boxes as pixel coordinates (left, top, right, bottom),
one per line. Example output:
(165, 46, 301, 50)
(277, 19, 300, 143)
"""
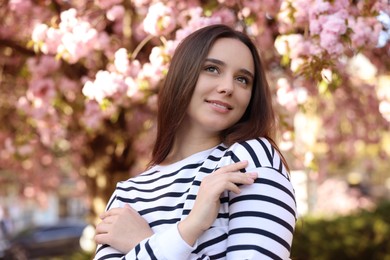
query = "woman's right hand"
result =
(178, 160, 258, 246)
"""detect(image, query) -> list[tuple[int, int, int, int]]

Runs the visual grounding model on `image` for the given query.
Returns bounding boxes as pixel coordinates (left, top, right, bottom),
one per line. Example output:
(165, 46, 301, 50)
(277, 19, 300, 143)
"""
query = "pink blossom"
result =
(60, 22, 99, 63)
(143, 2, 176, 36)
(321, 68, 333, 83)
(59, 9, 78, 32)
(309, 19, 322, 35)
(279, 131, 294, 151)
(27, 56, 61, 78)
(290, 58, 305, 73)
(106, 5, 125, 21)
(319, 31, 344, 55)
(58, 77, 79, 102)
(217, 0, 237, 6)
(329, 0, 350, 12)
(41, 28, 63, 54)
(30, 8, 102, 63)
(175, 7, 222, 42)
(82, 101, 104, 129)
(379, 100, 390, 122)
(274, 35, 289, 56)
(82, 71, 127, 104)
(374, 0, 390, 13)
(114, 48, 130, 74)
(124, 77, 139, 98)
(8, 0, 32, 15)
(274, 34, 307, 58)
(27, 78, 56, 102)
(149, 46, 167, 68)
(139, 63, 164, 89)
(308, 43, 323, 56)
(163, 40, 177, 57)
(322, 12, 348, 35)
(17, 97, 30, 114)
(349, 17, 382, 48)
(124, 77, 145, 103)
(132, 0, 152, 8)
(291, 0, 310, 26)
(276, 78, 298, 112)
(36, 117, 66, 146)
(177, 7, 203, 27)
(291, 82, 309, 105)
(4, 138, 16, 154)
(18, 144, 33, 157)
(277, 1, 293, 33)
(113, 51, 142, 77)
(129, 60, 142, 78)
(313, 178, 374, 216)
(309, 0, 330, 17)
(95, 32, 111, 50)
(147, 94, 158, 112)
(95, 0, 122, 10)
(242, 0, 273, 14)
(32, 23, 48, 42)
(211, 8, 236, 26)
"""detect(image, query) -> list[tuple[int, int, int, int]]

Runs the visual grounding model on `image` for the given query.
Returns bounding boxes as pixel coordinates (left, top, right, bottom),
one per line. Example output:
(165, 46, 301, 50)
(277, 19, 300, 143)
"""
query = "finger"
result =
(123, 204, 139, 214)
(102, 215, 116, 224)
(95, 233, 111, 245)
(100, 207, 126, 219)
(226, 182, 241, 194)
(247, 172, 258, 179)
(95, 222, 110, 235)
(227, 172, 256, 185)
(217, 160, 248, 173)
(224, 173, 258, 194)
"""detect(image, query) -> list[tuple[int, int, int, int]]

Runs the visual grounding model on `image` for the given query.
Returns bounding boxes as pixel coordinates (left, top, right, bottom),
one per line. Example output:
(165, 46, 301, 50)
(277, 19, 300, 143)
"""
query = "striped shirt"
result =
(95, 137, 297, 260)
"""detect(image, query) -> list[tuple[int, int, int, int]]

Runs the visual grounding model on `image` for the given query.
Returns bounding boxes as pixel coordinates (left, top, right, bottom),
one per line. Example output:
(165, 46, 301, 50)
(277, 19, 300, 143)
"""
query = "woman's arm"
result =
(226, 167, 296, 259)
(95, 204, 153, 253)
(94, 161, 259, 260)
(94, 190, 197, 260)
(224, 138, 297, 259)
(178, 160, 258, 246)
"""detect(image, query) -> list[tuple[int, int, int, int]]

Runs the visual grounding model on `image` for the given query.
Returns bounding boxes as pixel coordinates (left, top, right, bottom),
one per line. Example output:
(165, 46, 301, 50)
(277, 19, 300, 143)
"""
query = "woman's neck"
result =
(161, 128, 221, 165)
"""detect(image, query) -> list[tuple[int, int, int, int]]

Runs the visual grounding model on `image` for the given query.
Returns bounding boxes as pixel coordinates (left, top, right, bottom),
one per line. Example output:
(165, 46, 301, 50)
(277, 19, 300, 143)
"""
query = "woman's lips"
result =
(206, 100, 233, 111)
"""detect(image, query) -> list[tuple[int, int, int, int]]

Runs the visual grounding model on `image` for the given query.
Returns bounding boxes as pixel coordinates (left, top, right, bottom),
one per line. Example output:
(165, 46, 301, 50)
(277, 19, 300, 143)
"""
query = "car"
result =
(0, 236, 9, 259)
(3, 219, 88, 260)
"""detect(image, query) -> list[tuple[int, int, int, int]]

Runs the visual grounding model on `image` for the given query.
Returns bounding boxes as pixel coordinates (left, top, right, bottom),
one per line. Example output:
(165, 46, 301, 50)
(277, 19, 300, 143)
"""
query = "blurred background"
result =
(0, 0, 389, 259)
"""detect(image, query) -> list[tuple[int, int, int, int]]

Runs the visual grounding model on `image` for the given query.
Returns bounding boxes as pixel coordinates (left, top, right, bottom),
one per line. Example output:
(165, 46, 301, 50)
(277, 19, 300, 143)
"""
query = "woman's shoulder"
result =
(225, 137, 288, 177)
(225, 137, 274, 161)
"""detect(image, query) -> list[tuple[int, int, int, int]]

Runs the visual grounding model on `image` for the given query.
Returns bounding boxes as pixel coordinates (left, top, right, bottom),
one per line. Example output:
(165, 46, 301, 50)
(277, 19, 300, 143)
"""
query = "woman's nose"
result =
(216, 76, 234, 95)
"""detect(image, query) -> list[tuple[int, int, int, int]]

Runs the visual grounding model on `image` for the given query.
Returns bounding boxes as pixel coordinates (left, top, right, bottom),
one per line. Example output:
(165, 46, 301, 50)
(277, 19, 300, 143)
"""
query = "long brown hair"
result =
(151, 24, 288, 169)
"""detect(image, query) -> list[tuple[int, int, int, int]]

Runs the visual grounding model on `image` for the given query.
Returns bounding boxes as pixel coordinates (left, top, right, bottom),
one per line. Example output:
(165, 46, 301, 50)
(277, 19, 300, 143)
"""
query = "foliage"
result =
(291, 201, 390, 260)
(0, 0, 389, 220)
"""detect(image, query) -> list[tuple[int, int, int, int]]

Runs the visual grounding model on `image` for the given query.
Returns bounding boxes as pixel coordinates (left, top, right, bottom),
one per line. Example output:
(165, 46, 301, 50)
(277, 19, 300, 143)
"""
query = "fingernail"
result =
(249, 172, 258, 178)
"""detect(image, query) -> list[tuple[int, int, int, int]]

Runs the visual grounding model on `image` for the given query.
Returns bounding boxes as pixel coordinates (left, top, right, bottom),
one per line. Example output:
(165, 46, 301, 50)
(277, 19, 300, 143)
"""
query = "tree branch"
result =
(0, 39, 35, 56)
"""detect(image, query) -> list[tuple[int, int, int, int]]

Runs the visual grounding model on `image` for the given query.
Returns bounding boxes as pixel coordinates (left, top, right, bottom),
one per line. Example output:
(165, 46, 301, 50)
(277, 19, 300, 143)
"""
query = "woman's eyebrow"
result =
(205, 58, 254, 80)
(205, 58, 225, 66)
(240, 69, 254, 80)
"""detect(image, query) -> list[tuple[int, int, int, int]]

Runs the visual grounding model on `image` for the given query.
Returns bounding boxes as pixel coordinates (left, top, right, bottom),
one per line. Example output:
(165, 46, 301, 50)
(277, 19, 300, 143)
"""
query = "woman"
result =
(94, 24, 296, 260)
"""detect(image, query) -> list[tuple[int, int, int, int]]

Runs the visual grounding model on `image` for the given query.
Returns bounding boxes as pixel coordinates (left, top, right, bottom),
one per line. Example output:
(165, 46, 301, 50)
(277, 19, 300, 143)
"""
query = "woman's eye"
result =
(205, 66, 219, 74)
(236, 76, 249, 85)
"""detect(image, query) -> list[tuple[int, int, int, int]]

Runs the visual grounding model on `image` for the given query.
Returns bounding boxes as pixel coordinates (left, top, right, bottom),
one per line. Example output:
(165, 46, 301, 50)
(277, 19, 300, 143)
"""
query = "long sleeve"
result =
(94, 192, 197, 260)
(222, 138, 297, 259)
(94, 138, 296, 259)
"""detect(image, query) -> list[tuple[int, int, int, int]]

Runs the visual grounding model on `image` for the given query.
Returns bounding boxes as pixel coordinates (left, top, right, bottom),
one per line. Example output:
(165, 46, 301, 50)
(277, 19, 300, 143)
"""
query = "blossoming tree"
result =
(0, 0, 389, 220)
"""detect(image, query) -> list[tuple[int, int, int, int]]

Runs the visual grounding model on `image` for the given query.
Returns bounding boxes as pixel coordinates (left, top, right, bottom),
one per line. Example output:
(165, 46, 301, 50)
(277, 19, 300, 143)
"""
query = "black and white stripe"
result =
(95, 138, 296, 260)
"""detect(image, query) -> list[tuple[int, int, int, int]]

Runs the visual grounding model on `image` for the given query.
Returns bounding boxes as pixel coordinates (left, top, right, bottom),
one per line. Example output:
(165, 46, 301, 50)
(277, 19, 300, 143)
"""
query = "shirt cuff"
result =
(153, 223, 197, 260)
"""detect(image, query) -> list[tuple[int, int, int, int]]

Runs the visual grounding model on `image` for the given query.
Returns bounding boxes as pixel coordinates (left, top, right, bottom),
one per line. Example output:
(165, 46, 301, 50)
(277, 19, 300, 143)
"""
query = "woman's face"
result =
(185, 37, 254, 136)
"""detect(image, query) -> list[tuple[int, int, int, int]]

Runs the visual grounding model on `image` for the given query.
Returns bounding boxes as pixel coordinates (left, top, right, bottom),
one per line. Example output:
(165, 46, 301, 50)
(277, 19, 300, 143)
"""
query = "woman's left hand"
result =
(95, 204, 153, 253)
